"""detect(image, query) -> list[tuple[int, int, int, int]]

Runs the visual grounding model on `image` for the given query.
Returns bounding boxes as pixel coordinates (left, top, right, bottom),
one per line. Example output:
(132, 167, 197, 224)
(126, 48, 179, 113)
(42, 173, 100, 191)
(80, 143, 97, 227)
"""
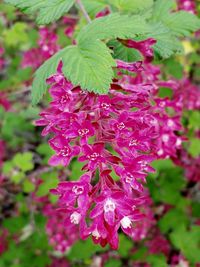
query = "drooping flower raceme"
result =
(43, 204, 79, 253)
(22, 27, 60, 69)
(37, 39, 186, 249)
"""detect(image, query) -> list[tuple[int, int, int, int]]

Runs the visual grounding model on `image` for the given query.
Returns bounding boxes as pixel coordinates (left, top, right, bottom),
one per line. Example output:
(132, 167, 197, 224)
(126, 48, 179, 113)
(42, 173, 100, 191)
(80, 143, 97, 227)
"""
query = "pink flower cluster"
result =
(37, 36, 186, 248)
(177, 0, 197, 14)
(47, 258, 70, 267)
(0, 92, 11, 111)
(0, 139, 6, 168)
(169, 78, 200, 182)
(173, 149, 200, 182)
(145, 230, 170, 257)
(0, 46, 5, 71)
(43, 204, 79, 252)
(0, 229, 8, 255)
(63, 16, 77, 39)
(173, 78, 200, 111)
(22, 27, 59, 69)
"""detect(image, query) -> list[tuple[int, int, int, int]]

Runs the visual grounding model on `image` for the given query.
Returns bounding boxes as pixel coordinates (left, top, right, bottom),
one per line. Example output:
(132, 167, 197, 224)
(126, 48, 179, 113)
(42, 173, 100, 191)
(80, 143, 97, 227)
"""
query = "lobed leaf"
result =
(163, 11, 200, 37)
(108, 0, 154, 13)
(151, 0, 175, 22)
(32, 41, 116, 104)
(31, 50, 65, 105)
(4, 0, 74, 24)
(77, 13, 150, 44)
(62, 40, 116, 93)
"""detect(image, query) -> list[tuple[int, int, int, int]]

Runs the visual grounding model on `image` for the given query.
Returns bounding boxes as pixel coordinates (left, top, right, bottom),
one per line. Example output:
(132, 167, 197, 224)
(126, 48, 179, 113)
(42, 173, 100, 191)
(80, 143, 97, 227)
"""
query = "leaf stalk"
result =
(76, 0, 91, 23)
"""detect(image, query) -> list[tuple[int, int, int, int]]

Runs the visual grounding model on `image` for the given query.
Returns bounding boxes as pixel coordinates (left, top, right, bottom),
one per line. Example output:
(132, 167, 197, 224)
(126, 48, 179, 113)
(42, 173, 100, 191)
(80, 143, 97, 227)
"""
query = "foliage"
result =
(0, 0, 200, 267)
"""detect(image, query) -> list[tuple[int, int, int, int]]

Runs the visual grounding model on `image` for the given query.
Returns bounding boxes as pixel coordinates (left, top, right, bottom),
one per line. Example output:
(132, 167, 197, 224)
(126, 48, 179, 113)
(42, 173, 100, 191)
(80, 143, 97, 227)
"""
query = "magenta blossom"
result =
(49, 135, 80, 166)
(22, 27, 59, 69)
(37, 38, 188, 248)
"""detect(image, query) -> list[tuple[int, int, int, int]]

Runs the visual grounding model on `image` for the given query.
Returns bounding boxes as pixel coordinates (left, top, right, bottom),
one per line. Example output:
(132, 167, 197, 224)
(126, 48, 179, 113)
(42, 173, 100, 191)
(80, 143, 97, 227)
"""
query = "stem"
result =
(76, 0, 91, 23)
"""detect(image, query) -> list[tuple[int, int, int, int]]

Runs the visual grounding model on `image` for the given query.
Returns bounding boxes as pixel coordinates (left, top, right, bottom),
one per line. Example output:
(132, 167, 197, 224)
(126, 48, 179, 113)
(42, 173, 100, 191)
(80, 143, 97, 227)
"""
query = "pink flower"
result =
(0, 92, 11, 111)
(63, 16, 77, 38)
(51, 174, 91, 207)
(96, 7, 110, 18)
(177, 0, 197, 14)
(117, 60, 143, 72)
(49, 135, 80, 166)
(121, 38, 156, 62)
(79, 143, 106, 171)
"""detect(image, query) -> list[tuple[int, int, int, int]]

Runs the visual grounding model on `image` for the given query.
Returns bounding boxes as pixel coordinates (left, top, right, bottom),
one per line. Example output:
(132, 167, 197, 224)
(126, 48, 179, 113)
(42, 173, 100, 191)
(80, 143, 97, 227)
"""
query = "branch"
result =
(76, 0, 91, 23)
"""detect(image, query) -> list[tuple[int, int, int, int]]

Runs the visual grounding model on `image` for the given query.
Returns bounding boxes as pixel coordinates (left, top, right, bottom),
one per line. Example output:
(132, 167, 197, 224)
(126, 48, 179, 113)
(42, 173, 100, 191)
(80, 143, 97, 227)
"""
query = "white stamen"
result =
(88, 152, 100, 161)
(92, 229, 100, 239)
(78, 128, 89, 136)
(157, 149, 164, 156)
(162, 134, 169, 143)
(120, 216, 132, 229)
(117, 122, 125, 130)
(72, 185, 84, 195)
(176, 138, 182, 147)
(70, 212, 81, 224)
(104, 199, 116, 212)
(167, 119, 174, 127)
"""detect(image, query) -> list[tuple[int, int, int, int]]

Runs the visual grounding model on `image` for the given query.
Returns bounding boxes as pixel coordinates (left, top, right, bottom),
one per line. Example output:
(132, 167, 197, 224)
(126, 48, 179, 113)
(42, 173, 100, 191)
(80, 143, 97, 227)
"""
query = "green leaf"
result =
(109, 0, 153, 13)
(36, 143, 54, 164)
(118, 234, 133, 257)
(11, 172, 25, 184)
(3, 22, 28, 47)
(162, 11, 200, 37)
(36, 172, 59, 197)
(188, 138, 200, 157)
(70, 160, 85, 181)
(32, 40, 115, 104)
(4, 0, 75, 25)
(151, 0, 175, 22)
(152, 5, 200, 42)
(12, 152, 34, 172)
(68, 238, 106, 260)
(104, 259, 122, 267)
(3, 215, 28, 234)
(145, 23, 183, 59)
(1, 111, 34, 147)
(192, 202, 200, 218)
(82, 0, 108, 17)
(36, 0, 75, 25)
(163, 58, 183, 79)
(146, 254, 168, 267)
(0, 3, 16, 20)
(2, 161, 14, 175)
(188, 111, 200, 131)
(158, 209, 189, 234)
(62, 40, 116, 94)
(131, 246, 148, 260)
(77, 13, 149, 44)
(149, 0, 200, 58)
(110, 40, 143, 62)
(23, 180, 35, 193)
(170, 225, 200, 264)
(31, 50, 64, 105)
